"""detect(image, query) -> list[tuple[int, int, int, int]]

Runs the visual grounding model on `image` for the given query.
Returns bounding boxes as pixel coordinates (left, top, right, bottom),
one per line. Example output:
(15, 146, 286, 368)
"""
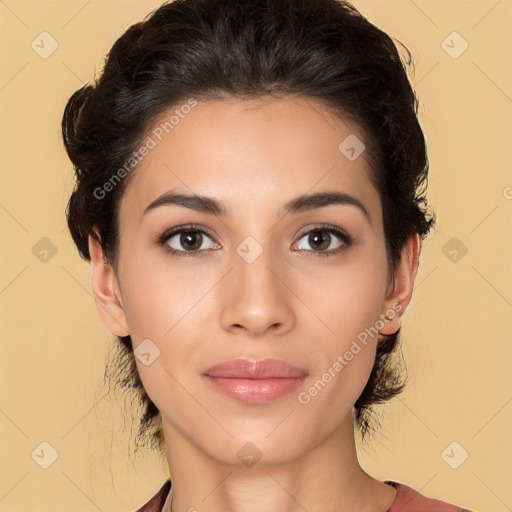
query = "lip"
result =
(202, 358, 309, 404)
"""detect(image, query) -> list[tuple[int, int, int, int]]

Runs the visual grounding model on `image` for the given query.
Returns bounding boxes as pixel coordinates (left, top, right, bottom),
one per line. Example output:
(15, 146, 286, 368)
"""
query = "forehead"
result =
(118, 95, 380, 220)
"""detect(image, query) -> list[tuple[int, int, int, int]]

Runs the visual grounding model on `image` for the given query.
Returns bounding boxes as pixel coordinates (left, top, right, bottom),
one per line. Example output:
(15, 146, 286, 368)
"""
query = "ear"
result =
(88, 234, 130, 337)
(378, 234, 421, 335)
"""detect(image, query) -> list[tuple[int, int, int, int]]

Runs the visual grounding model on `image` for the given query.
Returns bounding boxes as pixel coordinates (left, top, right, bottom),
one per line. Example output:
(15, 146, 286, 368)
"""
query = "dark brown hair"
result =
(62, 0, 435, 454)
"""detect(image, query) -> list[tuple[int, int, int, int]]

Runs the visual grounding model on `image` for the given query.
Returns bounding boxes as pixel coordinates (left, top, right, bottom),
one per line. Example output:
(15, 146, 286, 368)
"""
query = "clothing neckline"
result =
(149, 479, 401, 512)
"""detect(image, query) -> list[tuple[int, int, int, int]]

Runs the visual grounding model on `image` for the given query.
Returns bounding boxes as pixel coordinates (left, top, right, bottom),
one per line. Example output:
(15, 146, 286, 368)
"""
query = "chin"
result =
(196, 424, 315, 468)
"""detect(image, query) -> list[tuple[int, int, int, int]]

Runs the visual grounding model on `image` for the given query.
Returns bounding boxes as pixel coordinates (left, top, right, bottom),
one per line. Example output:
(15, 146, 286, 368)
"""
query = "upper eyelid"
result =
(161, 224, 216, 240)
(296, 224, 350, 238)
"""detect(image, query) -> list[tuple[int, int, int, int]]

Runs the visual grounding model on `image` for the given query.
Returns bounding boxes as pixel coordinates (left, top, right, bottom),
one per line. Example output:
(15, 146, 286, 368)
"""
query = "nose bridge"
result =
(219, 234, 295, 336)
(235, 235, 276, 289)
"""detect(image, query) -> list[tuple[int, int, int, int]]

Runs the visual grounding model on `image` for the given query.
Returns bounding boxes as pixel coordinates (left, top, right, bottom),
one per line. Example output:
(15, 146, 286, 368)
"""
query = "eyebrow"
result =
(143, 189, 371, 222)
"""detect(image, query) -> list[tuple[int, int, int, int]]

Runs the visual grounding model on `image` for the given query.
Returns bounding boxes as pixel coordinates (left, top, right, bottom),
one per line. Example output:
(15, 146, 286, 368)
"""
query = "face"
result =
(91, 95, 415, 466)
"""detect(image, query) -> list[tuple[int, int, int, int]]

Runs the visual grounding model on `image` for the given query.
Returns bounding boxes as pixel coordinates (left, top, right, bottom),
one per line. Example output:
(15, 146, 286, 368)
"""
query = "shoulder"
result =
(134, 480, 171, 512)
(385, 480, 473, 512)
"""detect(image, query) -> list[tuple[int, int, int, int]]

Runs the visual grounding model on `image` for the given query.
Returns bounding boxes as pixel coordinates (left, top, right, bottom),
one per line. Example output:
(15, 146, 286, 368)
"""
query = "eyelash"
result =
(157, 223, 353, 259)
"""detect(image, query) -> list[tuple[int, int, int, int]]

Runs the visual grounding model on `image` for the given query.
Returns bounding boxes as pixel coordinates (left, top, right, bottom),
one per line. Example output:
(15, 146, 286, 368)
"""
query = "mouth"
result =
(202, 358, 309, 404)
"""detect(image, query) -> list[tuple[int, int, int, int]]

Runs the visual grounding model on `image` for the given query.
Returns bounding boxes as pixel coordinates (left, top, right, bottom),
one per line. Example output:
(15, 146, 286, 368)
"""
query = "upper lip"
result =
(202, 358, 309, 379)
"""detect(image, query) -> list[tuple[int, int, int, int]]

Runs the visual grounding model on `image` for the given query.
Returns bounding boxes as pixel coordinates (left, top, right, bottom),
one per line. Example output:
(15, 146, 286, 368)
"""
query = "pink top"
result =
(135, 479, 472, 511)
(384, 480, 472, 511)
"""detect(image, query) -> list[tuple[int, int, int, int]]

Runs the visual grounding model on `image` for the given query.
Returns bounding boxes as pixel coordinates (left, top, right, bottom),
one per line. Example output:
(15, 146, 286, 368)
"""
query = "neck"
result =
(161, 413, 396, 512)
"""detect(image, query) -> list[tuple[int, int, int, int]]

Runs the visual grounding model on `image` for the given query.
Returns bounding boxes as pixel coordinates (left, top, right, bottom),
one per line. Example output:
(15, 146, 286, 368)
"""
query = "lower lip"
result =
(203, 376, 307, 404)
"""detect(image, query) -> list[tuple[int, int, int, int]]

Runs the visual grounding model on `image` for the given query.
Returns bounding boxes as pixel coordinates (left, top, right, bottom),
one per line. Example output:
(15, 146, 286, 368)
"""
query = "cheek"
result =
(293, 248, 388, 346)
(295, 278, 385, 433)
(117, 244, 209, 340)
(116, 251, 214, 396)
(293, 248, 388, 405)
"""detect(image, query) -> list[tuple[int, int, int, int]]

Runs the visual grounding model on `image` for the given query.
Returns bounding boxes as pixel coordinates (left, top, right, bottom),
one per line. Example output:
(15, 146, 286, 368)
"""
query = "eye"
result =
(157, 224, 352, 258)
(158, 224, 219, 257)
(292, 225, 352, 257)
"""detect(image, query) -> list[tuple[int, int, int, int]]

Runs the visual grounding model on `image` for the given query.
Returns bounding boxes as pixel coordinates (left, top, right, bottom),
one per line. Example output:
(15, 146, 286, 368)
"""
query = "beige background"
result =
(1, 0, 511, 510)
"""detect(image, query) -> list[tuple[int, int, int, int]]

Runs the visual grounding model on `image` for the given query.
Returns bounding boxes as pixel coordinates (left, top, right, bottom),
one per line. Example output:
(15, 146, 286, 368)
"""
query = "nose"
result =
(219, 244, 296, 338)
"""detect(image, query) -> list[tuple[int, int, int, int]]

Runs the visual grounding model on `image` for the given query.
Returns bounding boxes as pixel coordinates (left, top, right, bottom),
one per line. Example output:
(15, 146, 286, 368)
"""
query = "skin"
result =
(88, 94, 420, 512)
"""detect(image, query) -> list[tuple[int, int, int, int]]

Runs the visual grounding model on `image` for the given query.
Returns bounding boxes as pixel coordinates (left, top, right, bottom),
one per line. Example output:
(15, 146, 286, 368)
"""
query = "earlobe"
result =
(379, 234, 420, 336)
(88, 234, 130, 337)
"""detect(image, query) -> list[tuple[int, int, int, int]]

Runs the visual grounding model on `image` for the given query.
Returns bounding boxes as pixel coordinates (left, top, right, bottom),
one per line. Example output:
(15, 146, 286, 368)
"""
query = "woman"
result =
(62, 0, 473, 510)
